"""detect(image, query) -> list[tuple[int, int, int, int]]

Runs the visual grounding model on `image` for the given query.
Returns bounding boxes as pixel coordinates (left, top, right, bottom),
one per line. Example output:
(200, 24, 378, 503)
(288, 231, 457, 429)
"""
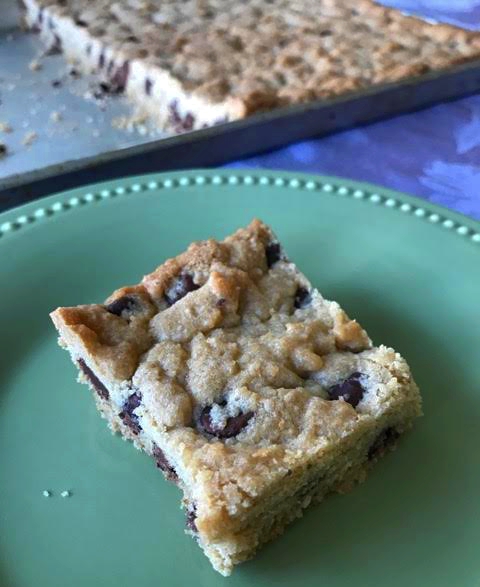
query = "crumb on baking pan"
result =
(112, 112, 148, 133)
(50, 111, 63, 122)
(0, 122, 13, 134)
(22, 131, 38, 146)
(29, 59, 42, 72)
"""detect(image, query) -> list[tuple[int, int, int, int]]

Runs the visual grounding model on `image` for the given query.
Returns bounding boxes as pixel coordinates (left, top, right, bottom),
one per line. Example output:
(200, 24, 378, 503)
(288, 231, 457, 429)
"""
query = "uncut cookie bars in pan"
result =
(50, 219, 421, 575)
(23, 0, 480, 133)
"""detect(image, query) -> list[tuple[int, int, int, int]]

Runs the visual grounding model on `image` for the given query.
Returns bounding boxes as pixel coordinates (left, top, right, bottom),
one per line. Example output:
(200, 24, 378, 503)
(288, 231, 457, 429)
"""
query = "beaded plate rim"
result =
(1, 170, 479, 244)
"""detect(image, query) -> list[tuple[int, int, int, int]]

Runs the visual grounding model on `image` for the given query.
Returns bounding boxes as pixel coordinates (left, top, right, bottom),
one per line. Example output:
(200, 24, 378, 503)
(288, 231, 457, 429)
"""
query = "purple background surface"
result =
(227, 1, 480, 220)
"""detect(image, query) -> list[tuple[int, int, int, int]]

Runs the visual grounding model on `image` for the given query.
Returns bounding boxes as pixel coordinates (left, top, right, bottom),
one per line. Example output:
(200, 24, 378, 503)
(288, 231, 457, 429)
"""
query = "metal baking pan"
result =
(2, 0, 480, 210)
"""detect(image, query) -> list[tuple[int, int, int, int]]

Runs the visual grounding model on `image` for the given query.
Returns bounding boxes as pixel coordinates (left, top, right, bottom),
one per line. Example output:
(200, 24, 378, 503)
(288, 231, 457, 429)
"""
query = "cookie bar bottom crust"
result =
(80, 366, 418, 575)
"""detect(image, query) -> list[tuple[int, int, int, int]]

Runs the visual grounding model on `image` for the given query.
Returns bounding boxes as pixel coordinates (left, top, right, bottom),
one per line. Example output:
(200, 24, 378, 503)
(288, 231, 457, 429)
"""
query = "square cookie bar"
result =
(23, 0, 480, 133)
(50, 219, 421, 575)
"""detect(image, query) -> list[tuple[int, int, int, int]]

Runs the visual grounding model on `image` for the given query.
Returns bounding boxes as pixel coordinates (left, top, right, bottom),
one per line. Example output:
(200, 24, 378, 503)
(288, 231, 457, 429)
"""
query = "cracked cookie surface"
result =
(50, 219, 421, 575)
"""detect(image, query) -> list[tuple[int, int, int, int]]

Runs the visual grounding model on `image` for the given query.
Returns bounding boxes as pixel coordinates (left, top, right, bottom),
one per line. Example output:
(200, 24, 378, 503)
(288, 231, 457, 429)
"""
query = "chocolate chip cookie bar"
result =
(50, 219, 421, 575)
(22, 0, 480, 133)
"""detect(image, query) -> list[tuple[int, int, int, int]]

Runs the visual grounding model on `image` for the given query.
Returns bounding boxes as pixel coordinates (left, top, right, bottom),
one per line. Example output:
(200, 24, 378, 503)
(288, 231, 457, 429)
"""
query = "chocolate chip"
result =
(145, 78, 153, 95)
(320, 29, 332, 36)
(183, 113, 195, 132)
(186, 505, 197, 532)
(327, 372, 364, 407)
(51, 79, 62, 87)
(98, 52, 105, 69)
(94, 62, 129, 96)
(77, 359, 109, 400)
(74, 18, 88, 27)
(110, 61, 129, 93)
(68, 67, 80, 78)
(265, 242, 282, 268)
(169, 100, 182, 124)
(125, 35, 139, 43)
(152, 445, 178, 482)
(199, 404, 253, 439)
(105, 295, 138, 317)
(368, 427, 400, 460)
(119, 392, 142, 435)
(164, 273, 199, 306)
(294, 287, 312, 309)
(168, 100, 196, 132)
(45, 33, 62, 55)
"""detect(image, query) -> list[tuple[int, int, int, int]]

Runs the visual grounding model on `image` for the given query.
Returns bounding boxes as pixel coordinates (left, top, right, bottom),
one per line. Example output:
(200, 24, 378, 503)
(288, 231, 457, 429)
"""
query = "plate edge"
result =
(0, 169, 479, 246)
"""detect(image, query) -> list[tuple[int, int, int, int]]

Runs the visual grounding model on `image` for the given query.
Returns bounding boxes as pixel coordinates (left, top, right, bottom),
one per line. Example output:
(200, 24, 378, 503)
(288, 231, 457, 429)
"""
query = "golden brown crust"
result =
(51, 304, 153, 382)
(334, 310, 372, 351)
(141, 219, 270, 299)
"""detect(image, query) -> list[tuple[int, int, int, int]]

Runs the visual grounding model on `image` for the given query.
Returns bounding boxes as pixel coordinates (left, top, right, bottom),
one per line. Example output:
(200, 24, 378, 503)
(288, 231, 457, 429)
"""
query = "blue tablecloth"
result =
(228, 1, 480, 220)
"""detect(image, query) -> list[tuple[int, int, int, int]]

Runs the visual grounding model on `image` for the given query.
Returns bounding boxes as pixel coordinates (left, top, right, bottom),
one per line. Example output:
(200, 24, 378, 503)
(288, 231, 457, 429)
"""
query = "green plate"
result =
(1, 170, 480, 587)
